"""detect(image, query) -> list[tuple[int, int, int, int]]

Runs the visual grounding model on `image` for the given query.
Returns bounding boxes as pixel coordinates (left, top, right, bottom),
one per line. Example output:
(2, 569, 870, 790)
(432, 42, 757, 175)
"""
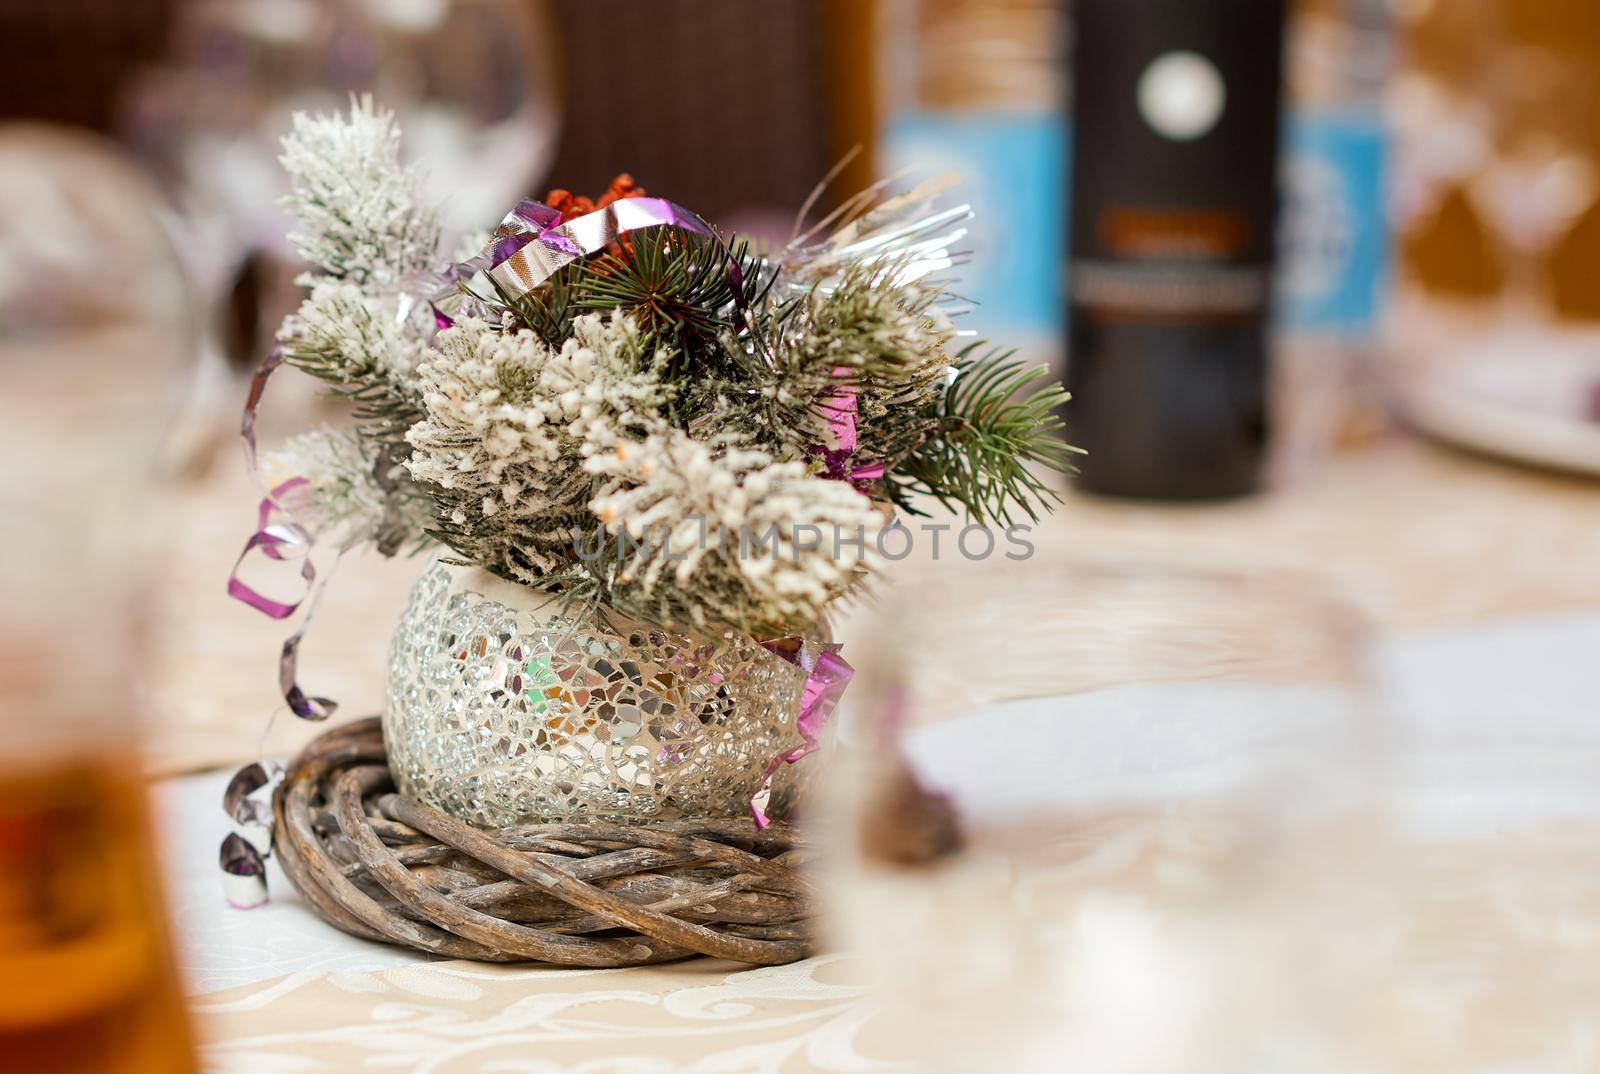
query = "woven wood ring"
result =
(273, 718, 814, 966)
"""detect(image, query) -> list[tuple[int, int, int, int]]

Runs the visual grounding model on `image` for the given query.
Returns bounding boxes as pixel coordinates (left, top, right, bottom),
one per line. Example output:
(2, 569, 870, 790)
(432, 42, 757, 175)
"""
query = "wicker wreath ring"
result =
(273, 718, 814, 967)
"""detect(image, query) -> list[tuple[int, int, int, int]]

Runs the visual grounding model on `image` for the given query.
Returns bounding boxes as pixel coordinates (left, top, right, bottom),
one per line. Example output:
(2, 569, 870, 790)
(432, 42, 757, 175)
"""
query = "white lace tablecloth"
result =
(156, 610, 1600, 1073)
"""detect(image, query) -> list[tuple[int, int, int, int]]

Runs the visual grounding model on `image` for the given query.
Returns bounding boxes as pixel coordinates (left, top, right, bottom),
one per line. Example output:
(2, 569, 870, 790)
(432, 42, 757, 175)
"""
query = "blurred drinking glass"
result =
(0, 126, 198, 1073)
(129, 0, 560, 246)
(820, 556, 1372, 1073)
(124, 0, 562, 462)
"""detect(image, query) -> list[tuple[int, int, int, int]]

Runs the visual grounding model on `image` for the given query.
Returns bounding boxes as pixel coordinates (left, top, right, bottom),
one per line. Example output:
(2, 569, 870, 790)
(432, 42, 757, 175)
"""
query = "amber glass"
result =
(0, 126, 199, 1073)
(0, 766, 198, 1074)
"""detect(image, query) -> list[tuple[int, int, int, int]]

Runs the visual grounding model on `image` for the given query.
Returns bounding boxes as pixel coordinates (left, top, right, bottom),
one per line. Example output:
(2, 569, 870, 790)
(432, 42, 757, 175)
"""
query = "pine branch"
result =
(892, 345, 1081, 525)
(281, 331, 424, 448)
(488, 268, 581, 345)
(576, 231, 760, 375)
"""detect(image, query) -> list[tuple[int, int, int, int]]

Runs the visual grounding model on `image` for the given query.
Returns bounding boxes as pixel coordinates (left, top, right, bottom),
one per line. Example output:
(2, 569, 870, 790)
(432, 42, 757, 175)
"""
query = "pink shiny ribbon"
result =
(817, 367, 885, 490)
(751, 638, 854, 829)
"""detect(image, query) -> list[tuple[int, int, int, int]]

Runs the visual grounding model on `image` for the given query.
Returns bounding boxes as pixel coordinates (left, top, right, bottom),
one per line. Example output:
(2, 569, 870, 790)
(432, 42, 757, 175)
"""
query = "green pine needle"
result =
(892, 345, 1083, 525)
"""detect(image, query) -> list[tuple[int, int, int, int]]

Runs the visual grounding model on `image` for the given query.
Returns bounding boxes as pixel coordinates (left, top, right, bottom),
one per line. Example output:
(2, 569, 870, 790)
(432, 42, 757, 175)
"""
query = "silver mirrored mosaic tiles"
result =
(383, 558, 811, 827)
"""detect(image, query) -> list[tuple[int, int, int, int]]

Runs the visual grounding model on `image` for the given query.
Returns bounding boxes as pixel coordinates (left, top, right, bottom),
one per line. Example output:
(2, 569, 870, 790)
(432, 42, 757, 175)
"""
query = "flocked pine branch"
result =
(405, 312, 683, 581)
(584, 429, 882, 637)
(270, 97, 444, 558)
(278, 95, 440, 287)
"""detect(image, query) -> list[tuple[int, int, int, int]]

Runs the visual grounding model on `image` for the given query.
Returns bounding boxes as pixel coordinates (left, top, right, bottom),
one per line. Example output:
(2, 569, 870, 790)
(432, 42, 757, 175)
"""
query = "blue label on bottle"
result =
(881, 111, 1067, 342)
(1277, 108, 1389, 334)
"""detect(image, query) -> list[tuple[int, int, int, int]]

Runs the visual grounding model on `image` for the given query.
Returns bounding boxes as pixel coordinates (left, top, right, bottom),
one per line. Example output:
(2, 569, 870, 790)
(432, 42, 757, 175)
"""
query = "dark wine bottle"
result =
(1065, 0, 1287, 499)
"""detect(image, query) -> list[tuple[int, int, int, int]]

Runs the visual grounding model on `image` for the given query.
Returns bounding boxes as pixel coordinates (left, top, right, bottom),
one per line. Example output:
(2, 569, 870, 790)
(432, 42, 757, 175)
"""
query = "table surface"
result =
(146, 434, 1600, 1073)
(162, 612, 1600, 1072)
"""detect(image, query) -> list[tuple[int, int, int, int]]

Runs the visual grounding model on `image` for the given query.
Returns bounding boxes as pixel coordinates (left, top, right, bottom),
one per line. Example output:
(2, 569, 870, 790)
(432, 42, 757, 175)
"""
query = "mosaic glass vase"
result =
(383, 556, 813, 827)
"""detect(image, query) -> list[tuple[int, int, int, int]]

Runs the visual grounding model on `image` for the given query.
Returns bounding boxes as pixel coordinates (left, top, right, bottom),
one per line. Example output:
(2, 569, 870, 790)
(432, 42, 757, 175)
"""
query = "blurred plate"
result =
(1398, 347, 1600, 477)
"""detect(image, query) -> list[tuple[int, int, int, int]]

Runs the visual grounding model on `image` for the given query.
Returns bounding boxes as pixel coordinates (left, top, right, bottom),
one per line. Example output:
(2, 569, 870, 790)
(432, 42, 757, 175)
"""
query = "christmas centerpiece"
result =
(228, 98, 1074, 859)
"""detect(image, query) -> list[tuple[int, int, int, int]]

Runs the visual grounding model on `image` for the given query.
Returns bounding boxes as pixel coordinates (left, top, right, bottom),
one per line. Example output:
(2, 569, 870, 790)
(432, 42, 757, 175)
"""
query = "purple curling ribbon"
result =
(223, 761, 284, 828)
(467, 195, 716, 306)
(239, 345, 283, 475)
(221, 345, 343, 905)
(751, 638, 854, 830)
(226, 476, 314, 620)
(225, 472, 340, 721)
(219, 761, 284, 909)
(443, 192, 778, 370)
(229, 347, 342, 722)
(278, 629, 338, 722)
(219, 833, 269, 910)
